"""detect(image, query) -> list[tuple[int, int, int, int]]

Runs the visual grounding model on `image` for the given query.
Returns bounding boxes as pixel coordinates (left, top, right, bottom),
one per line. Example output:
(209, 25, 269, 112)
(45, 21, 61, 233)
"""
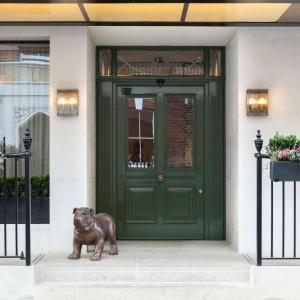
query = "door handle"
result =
(157, 174, 165, 183)
(198, 188, 204, 194)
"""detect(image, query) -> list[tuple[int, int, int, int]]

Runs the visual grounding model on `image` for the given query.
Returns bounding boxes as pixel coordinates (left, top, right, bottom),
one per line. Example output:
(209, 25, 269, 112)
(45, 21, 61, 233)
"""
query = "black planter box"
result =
(270, 161, 300, 182)
(0, 197, 49, 224)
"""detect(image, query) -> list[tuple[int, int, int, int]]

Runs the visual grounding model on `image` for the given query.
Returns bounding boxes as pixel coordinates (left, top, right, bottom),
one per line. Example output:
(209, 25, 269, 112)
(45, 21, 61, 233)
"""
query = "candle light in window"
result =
(258, 96, 267, 110)
(101, 63, 104, 76)
(246, 89, 268, 116)
(69, 97, 77, 114)
(58, 97, 66, 105)
(248, 97, 256, 105)
(57, 89, 79, 116)
(57, 97, 66, 114)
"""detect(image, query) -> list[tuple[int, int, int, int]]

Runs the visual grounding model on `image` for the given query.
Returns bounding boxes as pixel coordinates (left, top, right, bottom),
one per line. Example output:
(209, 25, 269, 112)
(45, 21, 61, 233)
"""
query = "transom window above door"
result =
(98, 47, 223, 78)
(118, 50, 204, 77)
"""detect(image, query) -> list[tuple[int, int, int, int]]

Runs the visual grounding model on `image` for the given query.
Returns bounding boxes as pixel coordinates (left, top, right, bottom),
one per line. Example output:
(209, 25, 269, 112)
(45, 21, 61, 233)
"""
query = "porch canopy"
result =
(0, 0, 299, 25)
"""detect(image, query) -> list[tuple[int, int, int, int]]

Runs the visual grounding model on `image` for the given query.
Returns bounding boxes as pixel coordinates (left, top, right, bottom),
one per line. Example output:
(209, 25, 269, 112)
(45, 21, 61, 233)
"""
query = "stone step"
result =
(35, 265, 250, 284)
(33, 243, 252, 299)
(34, 284, 254, 300)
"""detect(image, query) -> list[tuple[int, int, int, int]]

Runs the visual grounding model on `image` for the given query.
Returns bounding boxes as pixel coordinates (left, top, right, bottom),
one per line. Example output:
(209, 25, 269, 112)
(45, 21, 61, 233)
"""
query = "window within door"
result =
(127, 97, 155, 169)
(166, 95, 193, 168)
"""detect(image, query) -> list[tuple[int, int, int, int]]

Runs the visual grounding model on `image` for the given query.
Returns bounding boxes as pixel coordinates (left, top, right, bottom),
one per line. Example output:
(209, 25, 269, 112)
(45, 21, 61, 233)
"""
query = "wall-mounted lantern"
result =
(246, 89, 268, 116)
(57, 89, 79, 116)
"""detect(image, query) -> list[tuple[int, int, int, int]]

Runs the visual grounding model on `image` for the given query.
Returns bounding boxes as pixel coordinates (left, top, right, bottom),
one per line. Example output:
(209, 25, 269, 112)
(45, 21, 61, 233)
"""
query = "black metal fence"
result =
(255, 130, 299, 266)
(0, 129, 32, 266)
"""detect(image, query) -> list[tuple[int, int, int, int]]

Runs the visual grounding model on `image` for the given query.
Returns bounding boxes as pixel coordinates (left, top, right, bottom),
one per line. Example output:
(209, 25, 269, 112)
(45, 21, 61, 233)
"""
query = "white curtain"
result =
(19, 113, 49, 175)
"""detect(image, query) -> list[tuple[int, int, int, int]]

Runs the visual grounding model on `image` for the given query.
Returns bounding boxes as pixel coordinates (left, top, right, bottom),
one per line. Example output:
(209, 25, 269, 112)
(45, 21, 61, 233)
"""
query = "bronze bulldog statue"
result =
(68, 207, 118, 261)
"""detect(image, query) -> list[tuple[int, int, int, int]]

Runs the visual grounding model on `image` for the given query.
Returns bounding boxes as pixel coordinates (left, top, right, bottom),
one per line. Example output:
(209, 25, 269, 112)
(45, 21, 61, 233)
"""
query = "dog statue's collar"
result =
(84, 222, 95, 231)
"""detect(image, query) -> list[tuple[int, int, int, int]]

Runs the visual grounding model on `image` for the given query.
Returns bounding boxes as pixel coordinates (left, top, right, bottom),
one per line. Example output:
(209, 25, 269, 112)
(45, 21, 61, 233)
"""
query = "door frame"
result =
(96, 47, 225, 240)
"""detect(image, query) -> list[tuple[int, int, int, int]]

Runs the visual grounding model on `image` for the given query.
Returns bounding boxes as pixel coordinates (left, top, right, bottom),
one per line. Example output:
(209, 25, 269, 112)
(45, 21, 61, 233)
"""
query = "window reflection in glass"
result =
(128, 110, 139, 137)
(99, 49, 112, 76)
(209, 49, 222, 76)
(141, 111, 154, 138)
(128, 98, 155, 168)
(0, 43, 49, 177)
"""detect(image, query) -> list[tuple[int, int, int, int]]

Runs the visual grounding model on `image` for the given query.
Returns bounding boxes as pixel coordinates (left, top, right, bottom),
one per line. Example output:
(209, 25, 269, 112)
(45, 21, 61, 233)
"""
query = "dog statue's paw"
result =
(109, 247, 118, 255)
(68, 253, 80, 260)
(90, 253, 101, 261)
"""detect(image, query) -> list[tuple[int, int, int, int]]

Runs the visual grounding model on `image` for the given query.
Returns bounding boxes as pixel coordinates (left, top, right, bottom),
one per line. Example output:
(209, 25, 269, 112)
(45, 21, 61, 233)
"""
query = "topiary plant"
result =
(0, 174, 49, 198)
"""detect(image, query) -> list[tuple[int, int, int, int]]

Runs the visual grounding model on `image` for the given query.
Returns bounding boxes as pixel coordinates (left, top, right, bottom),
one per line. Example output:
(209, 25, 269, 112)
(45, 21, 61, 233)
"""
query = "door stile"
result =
(195, 87, 206, 228)
(156, 91, 165, 226)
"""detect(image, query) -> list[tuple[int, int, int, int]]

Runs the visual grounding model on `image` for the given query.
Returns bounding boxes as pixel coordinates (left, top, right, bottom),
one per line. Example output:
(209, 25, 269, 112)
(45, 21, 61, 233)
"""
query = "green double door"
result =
(117, 85, 205, 239)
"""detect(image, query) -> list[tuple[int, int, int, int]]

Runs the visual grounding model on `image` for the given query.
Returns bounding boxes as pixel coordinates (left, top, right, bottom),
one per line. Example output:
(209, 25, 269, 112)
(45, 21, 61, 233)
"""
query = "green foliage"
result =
(266, 133, 300, 161)
(0, 174, 49, 198)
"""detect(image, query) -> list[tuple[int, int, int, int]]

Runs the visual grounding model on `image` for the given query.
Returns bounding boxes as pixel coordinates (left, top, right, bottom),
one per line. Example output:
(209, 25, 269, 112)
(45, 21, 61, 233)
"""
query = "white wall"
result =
(226, 31, 240, 250)
(49, 27, 96, 251)
(226, 27, 300, 256)
(86, 31, 96, 210)
(89, 26, 236, 46)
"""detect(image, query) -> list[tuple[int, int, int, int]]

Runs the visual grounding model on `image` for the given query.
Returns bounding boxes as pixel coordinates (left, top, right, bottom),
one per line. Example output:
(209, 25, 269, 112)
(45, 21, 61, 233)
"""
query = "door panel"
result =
(126, 186, 157, 224)
(164, 187, 195, 224)
(117, 85, 205, 239)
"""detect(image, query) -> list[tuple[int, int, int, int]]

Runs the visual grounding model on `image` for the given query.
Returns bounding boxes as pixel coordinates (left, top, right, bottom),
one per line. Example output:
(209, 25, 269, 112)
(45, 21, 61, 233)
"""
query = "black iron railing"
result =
(255, 130, 299, 266)
(0, 129, 32, 266)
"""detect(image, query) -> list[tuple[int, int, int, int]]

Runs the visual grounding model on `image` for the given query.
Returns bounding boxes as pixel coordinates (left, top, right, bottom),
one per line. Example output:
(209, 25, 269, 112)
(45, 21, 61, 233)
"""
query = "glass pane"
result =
(128, 97, 155, 169)
(209, 49, 222, 76)
(141, 139, 154, 168)
(167, 96, 193, 168)
(100, 49, 112, 76)
(128, 139, 154, 169)
(117, 50, 204, 76)
(0, 43, 49, 177)
(141, 98, 154, 138)
(128, 139, 140, 166)
(128, 110, 139, 137)
(141, 111, 154, 138)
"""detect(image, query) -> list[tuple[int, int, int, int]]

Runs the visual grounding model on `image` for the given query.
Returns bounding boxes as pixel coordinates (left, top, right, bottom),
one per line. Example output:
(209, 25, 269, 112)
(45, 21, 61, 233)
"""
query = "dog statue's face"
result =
(73, 207, 94, 230)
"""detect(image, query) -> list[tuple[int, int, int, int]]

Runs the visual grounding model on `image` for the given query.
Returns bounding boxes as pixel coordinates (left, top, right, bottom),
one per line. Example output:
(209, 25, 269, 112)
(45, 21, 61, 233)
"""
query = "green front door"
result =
(117, 85, 205, 239)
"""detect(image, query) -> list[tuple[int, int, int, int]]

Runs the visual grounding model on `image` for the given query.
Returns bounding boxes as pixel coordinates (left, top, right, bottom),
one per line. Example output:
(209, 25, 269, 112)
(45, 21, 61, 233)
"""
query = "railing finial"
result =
(255, 130, 263, 153)
(23, 129, 32, 153)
